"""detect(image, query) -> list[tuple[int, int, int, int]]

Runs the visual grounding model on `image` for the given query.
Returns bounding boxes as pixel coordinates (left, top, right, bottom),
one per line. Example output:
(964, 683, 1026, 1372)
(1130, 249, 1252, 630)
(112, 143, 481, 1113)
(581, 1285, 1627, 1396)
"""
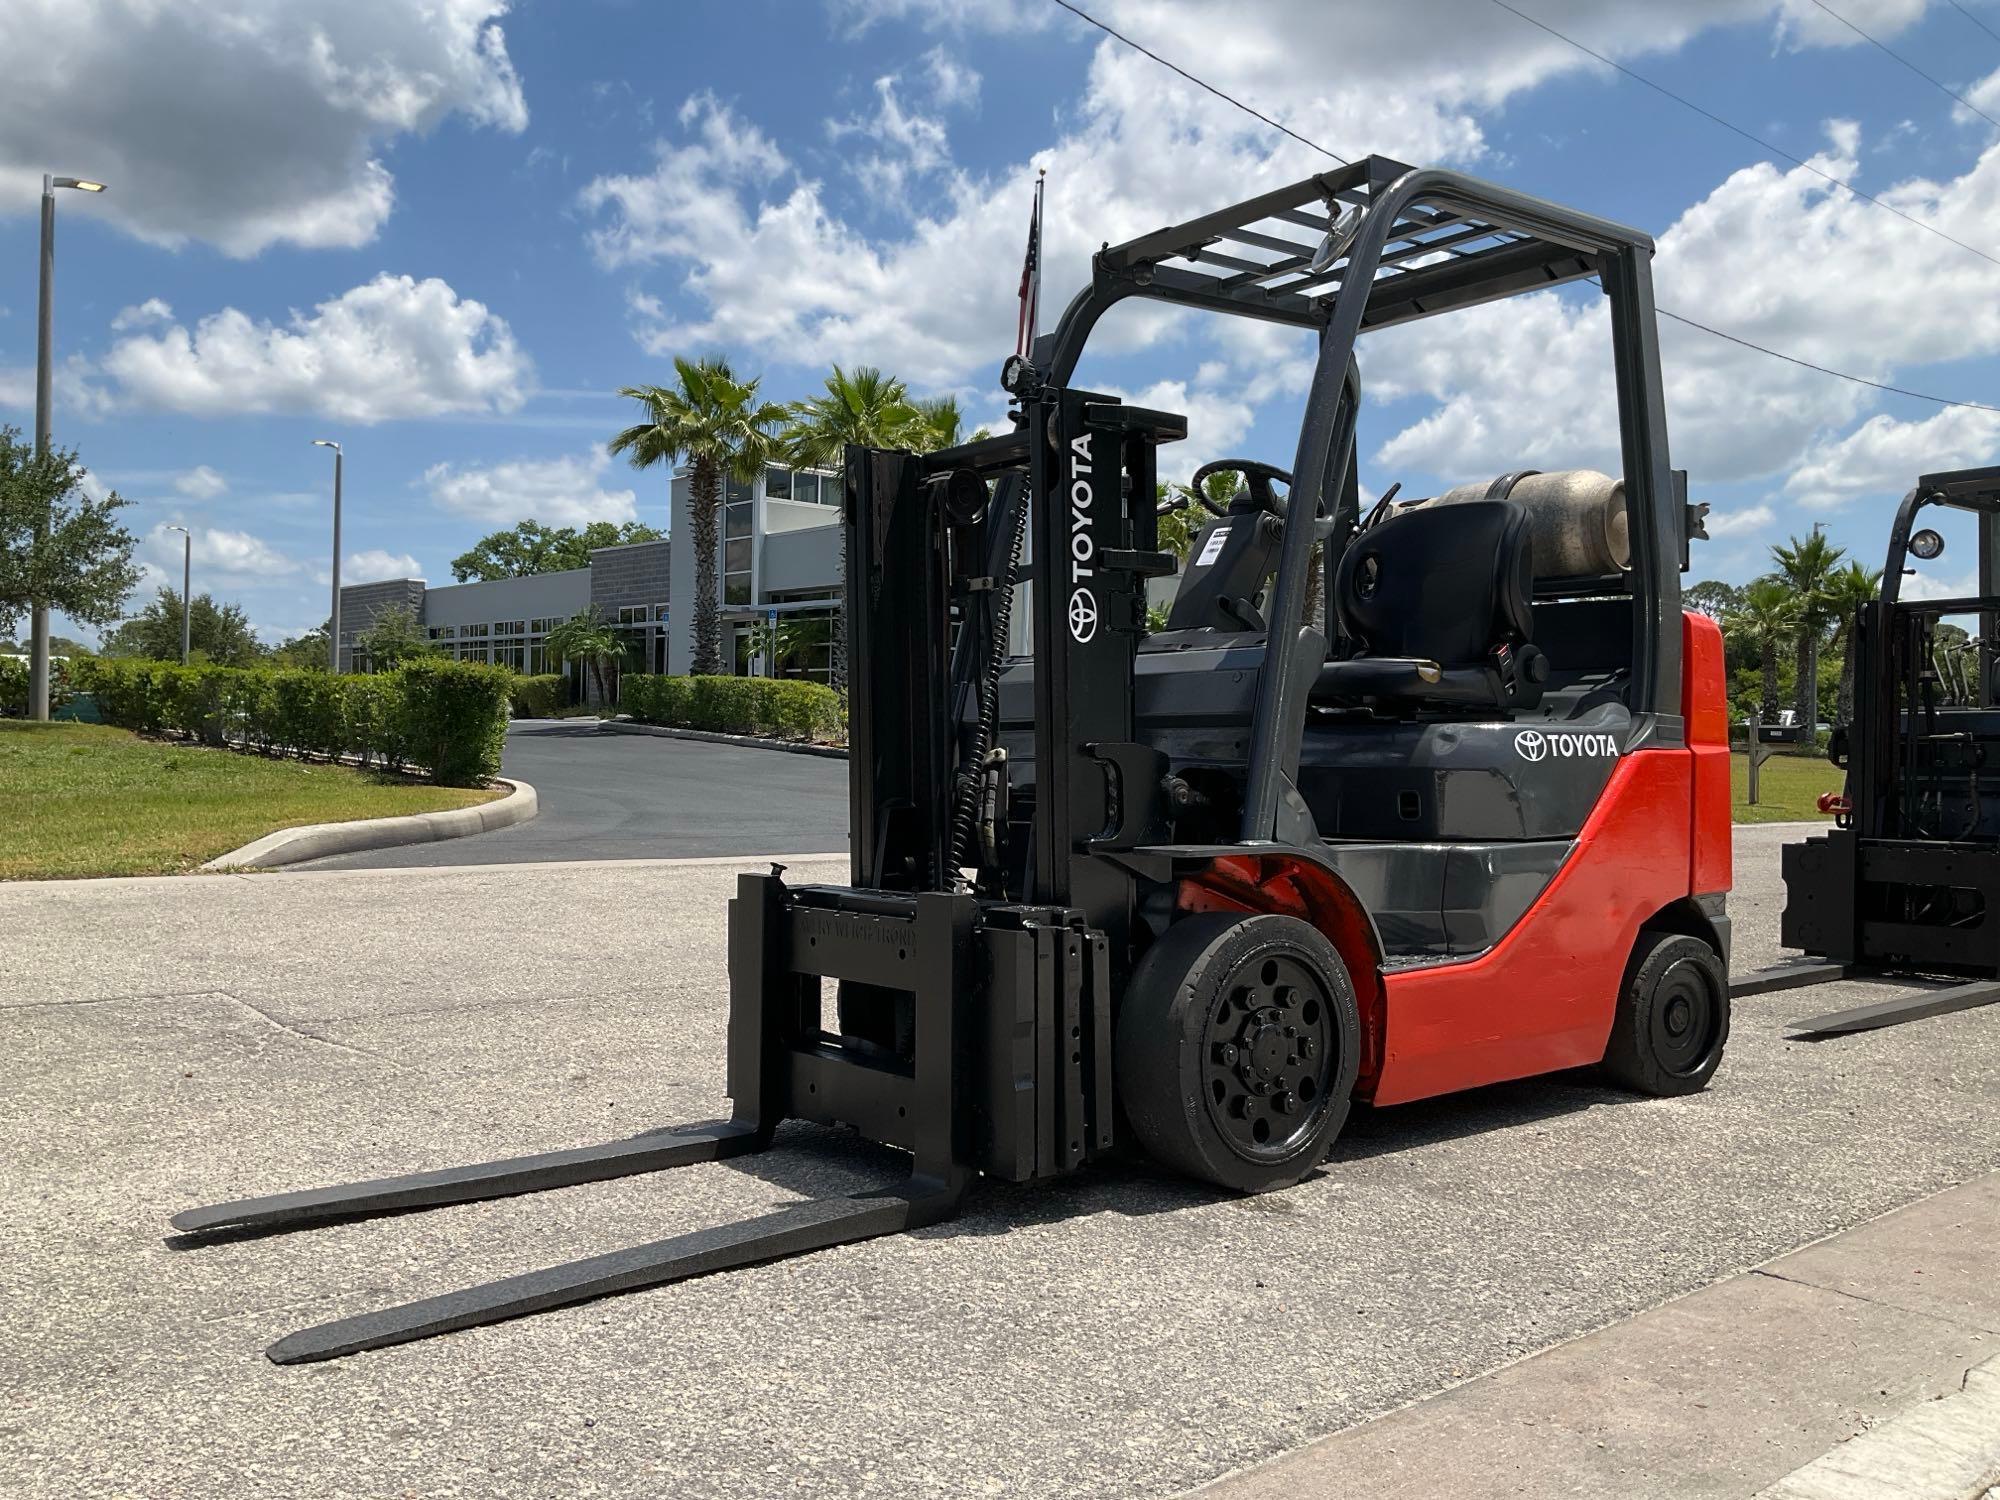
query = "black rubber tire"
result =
(1115, 913, 1362, 1193)
(1601, 931, 1730, 1096)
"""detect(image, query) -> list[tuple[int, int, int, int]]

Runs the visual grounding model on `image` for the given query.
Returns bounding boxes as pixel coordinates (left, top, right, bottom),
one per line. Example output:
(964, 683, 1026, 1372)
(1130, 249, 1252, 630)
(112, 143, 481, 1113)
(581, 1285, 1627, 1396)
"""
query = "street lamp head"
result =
(312, 438, 340, 452)
(51, 177, 106, 193)
(163, 523, 188, 536)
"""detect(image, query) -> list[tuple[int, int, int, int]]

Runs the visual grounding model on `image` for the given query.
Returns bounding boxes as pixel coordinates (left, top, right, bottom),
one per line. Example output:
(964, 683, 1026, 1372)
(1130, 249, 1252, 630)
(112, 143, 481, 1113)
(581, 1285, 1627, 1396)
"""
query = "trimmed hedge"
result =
(508, 673, 568, 718)
(0, 655, 77, 718)
(622, 673, 843, 742)
(72, 657, 511, 785)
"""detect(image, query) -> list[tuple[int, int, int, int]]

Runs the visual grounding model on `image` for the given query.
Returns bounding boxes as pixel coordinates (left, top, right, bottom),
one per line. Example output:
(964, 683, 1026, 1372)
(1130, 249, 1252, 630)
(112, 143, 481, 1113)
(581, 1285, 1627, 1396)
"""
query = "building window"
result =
(765, 465, 793, 500)
(530, 616, 560, 633)
(463, 623, 489, 638)
(616, 605, 646, 625)
(652, 603, 668, 622)
(495, 619, 526, 636)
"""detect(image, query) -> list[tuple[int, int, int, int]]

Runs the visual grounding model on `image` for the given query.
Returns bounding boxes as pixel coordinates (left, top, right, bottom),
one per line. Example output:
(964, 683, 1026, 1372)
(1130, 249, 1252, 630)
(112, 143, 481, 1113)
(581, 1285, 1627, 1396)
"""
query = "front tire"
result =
(1115, 913, 1362, 1193)
(1601, 931, 1729, 1096)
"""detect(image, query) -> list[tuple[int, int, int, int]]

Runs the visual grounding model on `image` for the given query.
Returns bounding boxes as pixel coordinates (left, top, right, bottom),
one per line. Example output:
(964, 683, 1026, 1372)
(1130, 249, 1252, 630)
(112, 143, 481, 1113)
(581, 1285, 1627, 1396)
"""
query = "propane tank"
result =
(1405, 469, 1630, 578)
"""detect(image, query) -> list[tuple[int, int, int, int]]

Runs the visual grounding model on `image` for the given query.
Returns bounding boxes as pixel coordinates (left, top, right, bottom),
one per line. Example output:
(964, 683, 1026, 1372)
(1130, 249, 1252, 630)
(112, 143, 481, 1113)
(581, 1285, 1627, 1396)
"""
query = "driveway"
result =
(300, 719, 850, 868)
(3, 826, 1997, 1498)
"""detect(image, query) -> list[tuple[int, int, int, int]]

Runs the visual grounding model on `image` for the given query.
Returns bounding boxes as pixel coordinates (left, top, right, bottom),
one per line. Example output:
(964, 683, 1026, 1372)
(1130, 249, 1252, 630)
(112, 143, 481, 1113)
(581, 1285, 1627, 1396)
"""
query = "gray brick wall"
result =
(336, 578, 425, 671)
(588, 540, 670, 619)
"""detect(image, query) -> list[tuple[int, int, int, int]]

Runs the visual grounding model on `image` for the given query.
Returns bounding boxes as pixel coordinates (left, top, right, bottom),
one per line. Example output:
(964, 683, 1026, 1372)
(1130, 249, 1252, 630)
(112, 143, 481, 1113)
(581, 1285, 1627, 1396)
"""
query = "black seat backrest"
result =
(1335, 499, 1533, 664)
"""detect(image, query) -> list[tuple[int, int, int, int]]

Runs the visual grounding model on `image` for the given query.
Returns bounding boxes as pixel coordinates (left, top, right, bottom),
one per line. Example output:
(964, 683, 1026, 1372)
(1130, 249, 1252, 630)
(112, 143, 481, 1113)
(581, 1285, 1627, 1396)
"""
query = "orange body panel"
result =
(1368, 749, 1697, 1105)
(1683, 610, 1733, 898)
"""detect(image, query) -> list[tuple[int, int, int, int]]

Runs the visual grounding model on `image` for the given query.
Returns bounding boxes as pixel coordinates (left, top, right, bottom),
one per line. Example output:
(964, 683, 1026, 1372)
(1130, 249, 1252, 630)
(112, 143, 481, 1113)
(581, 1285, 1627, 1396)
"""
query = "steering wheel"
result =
(1188, 458, 1292, 518)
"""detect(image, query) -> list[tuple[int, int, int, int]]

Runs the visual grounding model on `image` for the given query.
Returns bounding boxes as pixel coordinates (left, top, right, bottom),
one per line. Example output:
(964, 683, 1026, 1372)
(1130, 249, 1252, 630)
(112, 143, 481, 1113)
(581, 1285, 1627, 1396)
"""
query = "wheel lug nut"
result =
(1215, 1042, 1239, 1066)
(1274, 1090, 1297, 1114)
(1301, 1037, 1318, 1059)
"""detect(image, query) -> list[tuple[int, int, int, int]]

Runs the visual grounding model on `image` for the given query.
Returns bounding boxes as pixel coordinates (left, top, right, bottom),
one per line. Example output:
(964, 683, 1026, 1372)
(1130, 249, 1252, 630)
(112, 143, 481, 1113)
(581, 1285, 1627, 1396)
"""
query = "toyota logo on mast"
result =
(1068, 588, 1099, 643)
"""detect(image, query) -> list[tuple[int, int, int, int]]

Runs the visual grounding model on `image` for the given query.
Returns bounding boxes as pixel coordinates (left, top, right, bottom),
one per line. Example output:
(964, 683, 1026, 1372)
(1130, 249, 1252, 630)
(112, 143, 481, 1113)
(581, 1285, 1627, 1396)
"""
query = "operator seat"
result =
(1315, 498, 1548, 711)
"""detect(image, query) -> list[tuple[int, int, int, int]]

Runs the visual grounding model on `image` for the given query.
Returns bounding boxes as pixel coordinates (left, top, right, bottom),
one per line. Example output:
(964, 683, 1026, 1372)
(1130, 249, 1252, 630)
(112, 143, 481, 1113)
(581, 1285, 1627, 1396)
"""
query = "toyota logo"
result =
(1068, 587, 1099, 643)
(1514, 729, 1547, 762)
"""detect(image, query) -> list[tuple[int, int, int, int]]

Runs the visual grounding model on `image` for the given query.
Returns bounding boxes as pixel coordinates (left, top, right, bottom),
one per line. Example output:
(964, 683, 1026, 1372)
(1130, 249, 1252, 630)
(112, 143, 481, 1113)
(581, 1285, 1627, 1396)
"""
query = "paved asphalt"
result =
(2, 826, 1997, 1498)
(301, 720, 850, 868)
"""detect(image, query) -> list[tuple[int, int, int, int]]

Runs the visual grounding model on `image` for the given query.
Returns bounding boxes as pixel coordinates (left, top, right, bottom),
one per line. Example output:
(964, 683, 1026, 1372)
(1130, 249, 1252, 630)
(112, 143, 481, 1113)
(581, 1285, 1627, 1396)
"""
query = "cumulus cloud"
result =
(424, 449, 641, 529)
(148, 523, 299, 579)
(584, 1, 1900, 391)
(100, 274, 531, 423)
(1785, 405, 2000, 510)
(173, 465, 227, 500)
(0, 0, 526, 257)
(1704, 502, 1777, 537)
(345, 549, 424, 583)
(111, 298, 173, 332)
(1368, 124, 2000, 491)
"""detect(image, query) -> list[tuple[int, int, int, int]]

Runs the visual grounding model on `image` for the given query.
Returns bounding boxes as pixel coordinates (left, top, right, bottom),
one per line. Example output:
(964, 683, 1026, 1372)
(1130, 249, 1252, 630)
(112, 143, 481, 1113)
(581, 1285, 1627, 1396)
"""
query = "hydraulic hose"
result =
(946, 489, 1031, 886)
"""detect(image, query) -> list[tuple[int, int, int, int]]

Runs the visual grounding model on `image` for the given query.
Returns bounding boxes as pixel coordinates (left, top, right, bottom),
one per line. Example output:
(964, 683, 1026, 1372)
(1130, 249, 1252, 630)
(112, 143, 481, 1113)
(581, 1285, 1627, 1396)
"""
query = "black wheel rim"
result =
(1650, 956, 1722, 1075)
(1200, 950, 1338, 1160)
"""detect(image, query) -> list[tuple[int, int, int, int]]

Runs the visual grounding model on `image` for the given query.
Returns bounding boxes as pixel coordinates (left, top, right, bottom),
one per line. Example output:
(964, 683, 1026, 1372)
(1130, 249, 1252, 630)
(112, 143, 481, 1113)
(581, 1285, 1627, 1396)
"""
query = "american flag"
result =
(1016, 171, 1044, 360)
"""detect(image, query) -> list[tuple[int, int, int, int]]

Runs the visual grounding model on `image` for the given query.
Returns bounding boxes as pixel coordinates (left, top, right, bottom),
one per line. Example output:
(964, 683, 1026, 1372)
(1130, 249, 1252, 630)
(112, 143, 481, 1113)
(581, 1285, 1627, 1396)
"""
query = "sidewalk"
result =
(1201, 1171, 2000, 1499)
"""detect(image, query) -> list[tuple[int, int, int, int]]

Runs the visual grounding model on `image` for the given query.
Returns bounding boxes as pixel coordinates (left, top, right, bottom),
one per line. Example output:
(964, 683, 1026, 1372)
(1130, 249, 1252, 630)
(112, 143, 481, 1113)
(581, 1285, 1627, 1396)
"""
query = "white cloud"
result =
(585, 2, 1882, 390)
(100, 274, 531, 423)
(922, 48, 981, 110)
(424, 449, 642, 529)
(1902, 567, 1979, 601)
(1786, 406, 2000, 510)
(1705, 502, 1776, 537)
(0, 0, 526, 257)
(345, 549, 423, 583)
(148, 524, 300, 579)
(1368, 124, 2000, 491)
(173, 465, 228, 500)
(111, 298, 173, 332)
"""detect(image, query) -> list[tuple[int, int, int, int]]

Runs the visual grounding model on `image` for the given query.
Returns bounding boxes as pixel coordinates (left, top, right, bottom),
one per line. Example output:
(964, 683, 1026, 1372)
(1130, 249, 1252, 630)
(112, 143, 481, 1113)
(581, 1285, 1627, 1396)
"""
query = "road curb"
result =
(1754, 1352, 2000, 1500)
(200, 777, 536, 871)
(597, 719, 848, 759)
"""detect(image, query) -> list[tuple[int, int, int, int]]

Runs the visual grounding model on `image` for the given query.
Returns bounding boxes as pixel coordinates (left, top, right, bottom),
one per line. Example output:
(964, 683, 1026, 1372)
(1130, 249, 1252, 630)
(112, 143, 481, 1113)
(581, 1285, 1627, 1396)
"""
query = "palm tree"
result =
(1728, 577, 1801, 726)
(902, 394, 965, 453)
(782, 367, 923, 696)
(544, 608, 627, 706)
(611, 357, 786, 676)
(1822, 560, 1883, 725)
(1770, 530, 1846, 739)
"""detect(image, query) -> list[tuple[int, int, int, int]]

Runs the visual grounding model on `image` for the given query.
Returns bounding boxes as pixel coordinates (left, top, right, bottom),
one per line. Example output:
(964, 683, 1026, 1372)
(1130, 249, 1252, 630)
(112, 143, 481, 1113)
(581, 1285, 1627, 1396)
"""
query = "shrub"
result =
(621, 673, 842, 742)
(393, 658, 512, 785)
(508, 673, 568, 718)
(78, 657, 511, 785)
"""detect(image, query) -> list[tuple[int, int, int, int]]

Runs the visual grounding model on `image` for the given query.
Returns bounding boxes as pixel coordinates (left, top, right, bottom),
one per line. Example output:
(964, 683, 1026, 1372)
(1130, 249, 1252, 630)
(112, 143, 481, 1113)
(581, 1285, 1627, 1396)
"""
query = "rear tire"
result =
(1602, 931, 1729, 1096)
(1115, 913, 1361, 1193)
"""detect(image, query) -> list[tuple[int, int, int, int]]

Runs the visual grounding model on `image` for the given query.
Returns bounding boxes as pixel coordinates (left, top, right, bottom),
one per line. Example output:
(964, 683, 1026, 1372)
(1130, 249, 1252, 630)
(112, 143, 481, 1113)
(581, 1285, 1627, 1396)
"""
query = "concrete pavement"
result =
(298, 719, 848, 868)
(2, 825, 1997, 1498)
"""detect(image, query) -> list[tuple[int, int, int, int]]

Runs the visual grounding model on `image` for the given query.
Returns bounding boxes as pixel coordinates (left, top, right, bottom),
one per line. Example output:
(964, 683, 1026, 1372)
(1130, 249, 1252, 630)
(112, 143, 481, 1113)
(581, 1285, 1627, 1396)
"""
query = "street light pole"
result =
(164, 524, 191, 663)
(313, 440, 342, 671)
(29, 172, 106, 720)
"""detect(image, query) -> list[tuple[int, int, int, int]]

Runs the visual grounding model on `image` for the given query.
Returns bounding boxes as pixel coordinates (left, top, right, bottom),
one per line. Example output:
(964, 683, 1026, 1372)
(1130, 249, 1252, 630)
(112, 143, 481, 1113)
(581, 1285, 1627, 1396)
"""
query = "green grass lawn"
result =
(1732, 749, 1841, 825)
(0, 720, 498, 879)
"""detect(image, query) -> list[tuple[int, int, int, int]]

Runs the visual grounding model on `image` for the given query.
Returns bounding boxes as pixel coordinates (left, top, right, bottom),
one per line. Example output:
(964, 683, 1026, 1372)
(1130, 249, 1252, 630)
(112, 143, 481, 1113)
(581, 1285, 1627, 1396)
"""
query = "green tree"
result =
(1684, 579, 1743, 619)
(782, 366, 925, 695)
(1727, 577, 1801, 726)
(355, 603, 434, 672)
(1771, 530, 1845, 739)
(544, 608, 628, 704)
(1822, 560, 1883, 725)
(269, 626, 331, 671)
(101, 588, 263, 666)
(0, 426, 140, 649)
(611, 358, 786, 676)
(449, 519, 665, 582)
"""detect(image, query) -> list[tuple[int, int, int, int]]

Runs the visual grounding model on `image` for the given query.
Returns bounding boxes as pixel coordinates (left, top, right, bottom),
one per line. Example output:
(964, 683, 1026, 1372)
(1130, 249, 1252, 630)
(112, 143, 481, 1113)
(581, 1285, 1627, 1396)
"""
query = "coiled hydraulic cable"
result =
(946, 488, 1031, 887)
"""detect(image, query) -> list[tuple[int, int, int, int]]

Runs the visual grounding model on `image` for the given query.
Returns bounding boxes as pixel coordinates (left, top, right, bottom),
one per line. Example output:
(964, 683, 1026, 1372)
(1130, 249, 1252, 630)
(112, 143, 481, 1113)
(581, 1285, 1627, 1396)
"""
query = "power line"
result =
(1649, 306, 2000, 413)
(1045, 0, 2000, 415)
(1810, 0, 2000, 130)
(1046, 0, 1350, 165)
(1947, 0, 2000, 49)
(1486, 0, 2000, 269)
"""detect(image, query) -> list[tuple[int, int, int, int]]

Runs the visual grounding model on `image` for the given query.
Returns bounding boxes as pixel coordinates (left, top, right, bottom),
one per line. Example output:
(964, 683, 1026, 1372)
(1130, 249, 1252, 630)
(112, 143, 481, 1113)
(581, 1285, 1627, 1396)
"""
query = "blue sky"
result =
(4, 0, 1999, 643)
